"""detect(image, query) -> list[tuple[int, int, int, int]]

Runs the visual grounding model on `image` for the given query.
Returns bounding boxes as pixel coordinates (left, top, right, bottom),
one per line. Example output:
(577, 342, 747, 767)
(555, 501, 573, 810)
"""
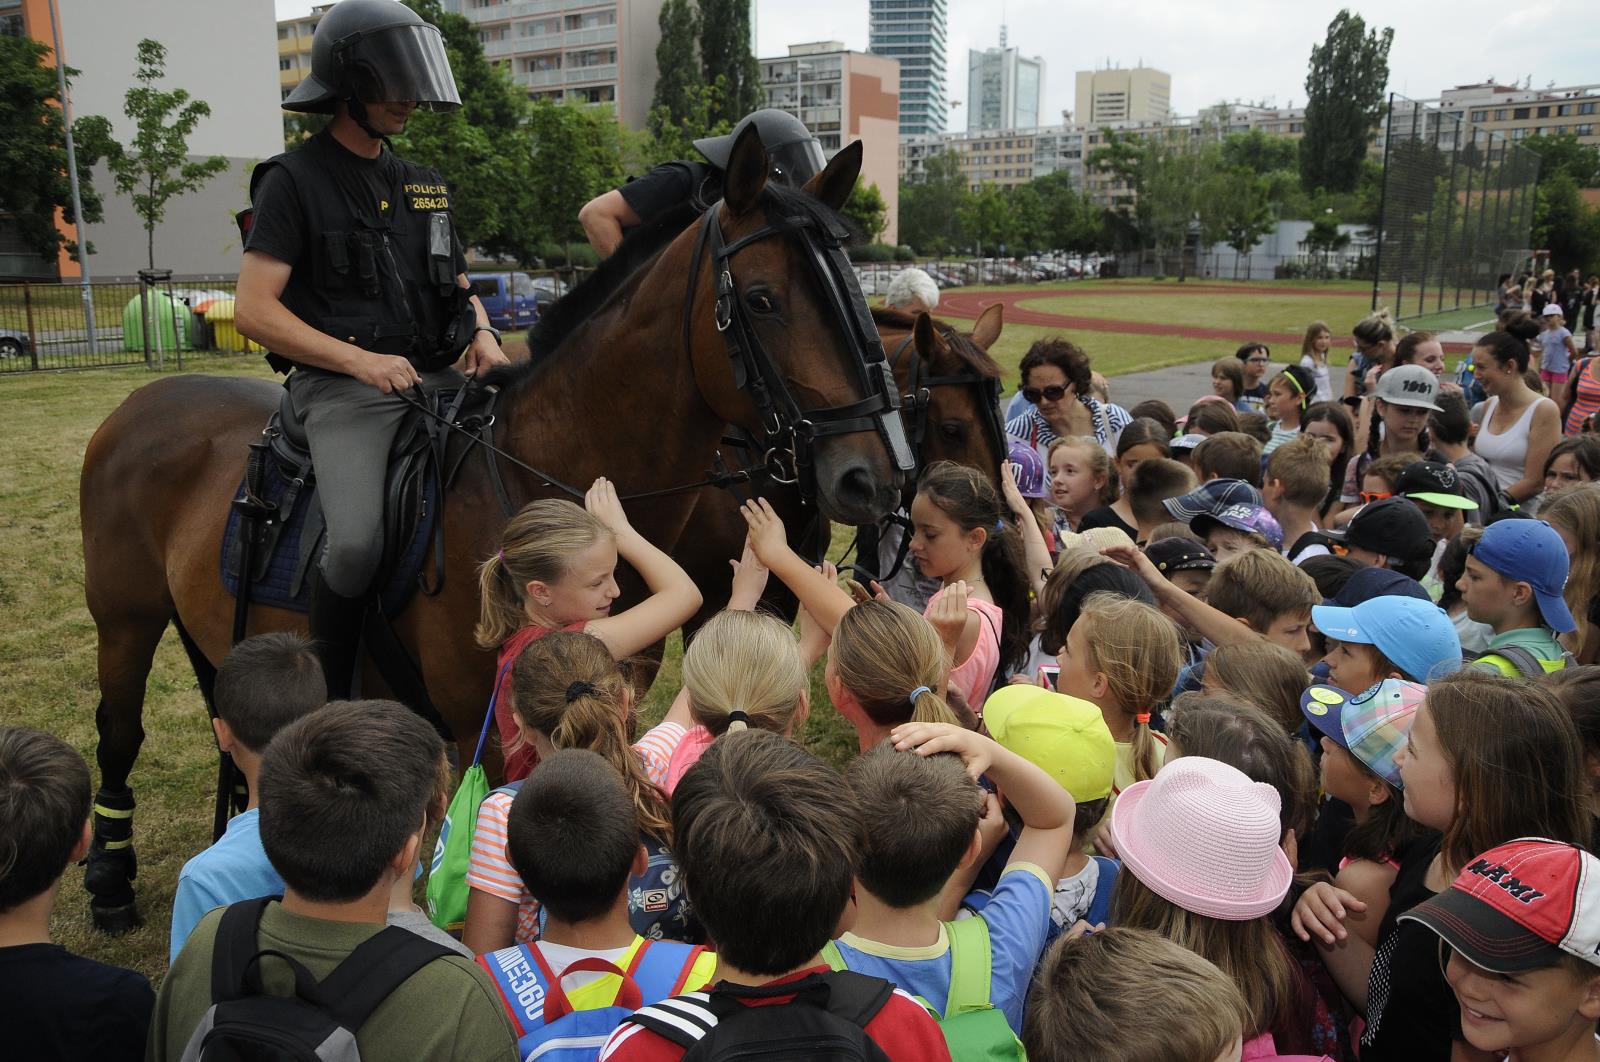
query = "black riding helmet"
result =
(693, 109, 826, 186)
(282, 0, 461, 115)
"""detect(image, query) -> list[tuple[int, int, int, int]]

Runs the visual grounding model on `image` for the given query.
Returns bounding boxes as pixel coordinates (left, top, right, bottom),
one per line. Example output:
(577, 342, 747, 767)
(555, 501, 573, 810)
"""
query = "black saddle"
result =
(220, 384, 480, 616)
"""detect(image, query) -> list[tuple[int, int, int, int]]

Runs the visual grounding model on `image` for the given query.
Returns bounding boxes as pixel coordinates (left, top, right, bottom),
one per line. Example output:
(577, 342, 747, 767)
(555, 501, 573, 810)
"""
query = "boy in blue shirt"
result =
(169, 632, 326, 961)
(828, 723, 1074, 1035)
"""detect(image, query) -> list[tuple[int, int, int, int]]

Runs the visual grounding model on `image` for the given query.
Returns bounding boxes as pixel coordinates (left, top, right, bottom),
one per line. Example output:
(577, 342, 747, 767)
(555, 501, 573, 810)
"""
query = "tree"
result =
(1137, 134, 1204, 277)
(1522, 133, 1600, 188)
(1200, 166, 1277, 278)
(1521, 133, 1600, 273)
(898, 150, 970, 255)
(1301, 10, 1392, 195)
(1220, 129, 1297, 177)
(643, 80, 728, 166)
(1030, 171, 1100, 252)
(841, 179, 888, 244)
(522, 99, 627, 254)
(105, 39, 228, 270)
(697, 0, 762, 126)
(650, 0, 703, 143)
(959, 183, 1017, 255)
(0, 34, 114, 263)
(1305, 214, 1352, 275)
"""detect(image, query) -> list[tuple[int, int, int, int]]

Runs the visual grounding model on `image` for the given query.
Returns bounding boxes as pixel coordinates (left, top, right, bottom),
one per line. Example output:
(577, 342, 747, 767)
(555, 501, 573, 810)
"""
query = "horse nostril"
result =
(838, 466, 876, 504)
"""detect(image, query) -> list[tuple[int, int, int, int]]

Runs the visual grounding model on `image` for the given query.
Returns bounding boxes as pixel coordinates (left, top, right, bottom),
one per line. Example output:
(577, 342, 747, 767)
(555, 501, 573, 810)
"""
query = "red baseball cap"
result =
(1399, 838, 1600, 972)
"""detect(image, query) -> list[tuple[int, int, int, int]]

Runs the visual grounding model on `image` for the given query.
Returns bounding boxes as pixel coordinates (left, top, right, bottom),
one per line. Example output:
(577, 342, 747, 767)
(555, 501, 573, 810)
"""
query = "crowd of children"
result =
(7, 310, 1600, 1062)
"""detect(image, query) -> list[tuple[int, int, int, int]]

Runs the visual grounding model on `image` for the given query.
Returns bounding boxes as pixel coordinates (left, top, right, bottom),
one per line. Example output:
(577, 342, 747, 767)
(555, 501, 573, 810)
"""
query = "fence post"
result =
(139, 278, 153, 368)
(23, 283, 39, 371)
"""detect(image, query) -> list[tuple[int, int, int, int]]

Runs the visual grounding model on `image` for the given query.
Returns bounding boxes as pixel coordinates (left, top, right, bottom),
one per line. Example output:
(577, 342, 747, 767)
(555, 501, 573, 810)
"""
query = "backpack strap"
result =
(1488, 644, 1547, 678)
(818, 940, 848, 973)
(629, 939, 711, 1000)
(471, 660, 514, 768)
(210, 897, 277, 1003)
(489, 778, 524, 801)
(319, 925, 456, 1030)
(542, 956, 641, 1022)
(942, 916, 993, 1018)
(475, 944, 548, 1038)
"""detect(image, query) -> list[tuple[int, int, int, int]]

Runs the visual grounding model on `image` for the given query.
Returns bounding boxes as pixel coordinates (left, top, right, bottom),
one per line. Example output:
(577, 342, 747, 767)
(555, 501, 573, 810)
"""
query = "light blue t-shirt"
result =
(1539, 327, 1574, 375)
(829, 862, 1053, 1033)
(169, 808, 284, 962)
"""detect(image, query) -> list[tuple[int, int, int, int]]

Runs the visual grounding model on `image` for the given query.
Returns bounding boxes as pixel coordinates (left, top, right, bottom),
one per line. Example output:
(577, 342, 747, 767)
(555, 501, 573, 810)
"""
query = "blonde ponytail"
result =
(475, 499, 611, 648)
(681, 610, 806, 736)
(1076, 593, 1183, 782)
(510, 631, 673, 843)
(834, 600, 961, 728)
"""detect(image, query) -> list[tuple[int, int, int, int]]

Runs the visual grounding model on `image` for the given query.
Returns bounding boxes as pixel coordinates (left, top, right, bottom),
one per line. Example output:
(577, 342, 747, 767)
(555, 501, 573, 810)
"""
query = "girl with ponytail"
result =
(463, 630, 695, 953)
(827, 599, 966, 751)
(474, 477, 701, 780)
(1056, 593, 1183, 806)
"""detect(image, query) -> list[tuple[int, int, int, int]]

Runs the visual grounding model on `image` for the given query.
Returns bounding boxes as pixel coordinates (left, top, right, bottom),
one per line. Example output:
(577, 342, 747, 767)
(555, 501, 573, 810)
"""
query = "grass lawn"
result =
(1015, 292, 1370, 338)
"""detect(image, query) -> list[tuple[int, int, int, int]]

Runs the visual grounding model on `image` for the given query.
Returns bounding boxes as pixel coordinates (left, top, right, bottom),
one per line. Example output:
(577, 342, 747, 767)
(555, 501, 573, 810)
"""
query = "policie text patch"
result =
(404, 182, 450, 211)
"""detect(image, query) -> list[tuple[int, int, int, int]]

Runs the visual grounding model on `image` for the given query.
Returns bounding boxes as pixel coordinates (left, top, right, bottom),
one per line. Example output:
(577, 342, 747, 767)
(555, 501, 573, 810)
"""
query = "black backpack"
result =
(622, 971, 895, 1062)
(178, 898, 454, 1062)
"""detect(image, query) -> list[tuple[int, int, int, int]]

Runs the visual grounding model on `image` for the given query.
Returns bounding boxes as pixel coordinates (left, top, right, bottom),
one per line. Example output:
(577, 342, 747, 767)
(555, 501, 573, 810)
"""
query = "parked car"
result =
(528, 275, 568, 315)
(467, 271, 539, 332)
(0, 327, 30, 359)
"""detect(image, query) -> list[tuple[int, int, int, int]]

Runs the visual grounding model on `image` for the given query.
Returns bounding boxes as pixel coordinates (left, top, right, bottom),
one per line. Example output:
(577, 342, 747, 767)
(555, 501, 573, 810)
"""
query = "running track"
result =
(933, 283, 1476, 353)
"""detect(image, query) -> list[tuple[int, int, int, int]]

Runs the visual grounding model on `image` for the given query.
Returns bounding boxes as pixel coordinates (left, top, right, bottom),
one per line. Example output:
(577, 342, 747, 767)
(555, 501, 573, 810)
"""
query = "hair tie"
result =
(727, 709, 749, 726)
(1135, 712, 1152, 726)
(496, 548, 507, 566)
(908, 685, 931, 706)
(565, 680, 599, 703)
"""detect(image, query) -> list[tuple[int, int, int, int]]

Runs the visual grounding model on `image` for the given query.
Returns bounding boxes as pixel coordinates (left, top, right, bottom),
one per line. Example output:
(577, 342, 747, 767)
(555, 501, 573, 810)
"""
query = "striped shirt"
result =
(1004, 399, 1131, 451)
(467, 721, 687, 944)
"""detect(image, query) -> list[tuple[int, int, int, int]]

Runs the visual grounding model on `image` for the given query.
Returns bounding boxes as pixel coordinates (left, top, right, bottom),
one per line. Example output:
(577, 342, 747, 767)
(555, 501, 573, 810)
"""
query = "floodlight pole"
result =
(48, 0, 97, 357)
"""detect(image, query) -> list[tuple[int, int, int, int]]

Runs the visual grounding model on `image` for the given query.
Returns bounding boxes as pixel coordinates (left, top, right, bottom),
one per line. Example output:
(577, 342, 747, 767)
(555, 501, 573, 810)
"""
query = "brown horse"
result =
(76, 129, 906, 930)
(673, 304, 1008, 632)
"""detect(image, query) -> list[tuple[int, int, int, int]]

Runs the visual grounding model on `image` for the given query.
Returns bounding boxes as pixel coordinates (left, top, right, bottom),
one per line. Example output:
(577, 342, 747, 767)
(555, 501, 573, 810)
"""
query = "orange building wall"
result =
(849, 58, 901, 245)
(22, 0, 81, 278)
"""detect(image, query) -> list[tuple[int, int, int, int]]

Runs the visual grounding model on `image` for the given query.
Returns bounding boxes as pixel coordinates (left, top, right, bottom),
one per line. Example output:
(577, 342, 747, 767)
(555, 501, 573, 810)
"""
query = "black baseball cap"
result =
(1145, 537, 1216, 575)
(1318, 498, 1435, 562)
(1396, 461, 1478, 512)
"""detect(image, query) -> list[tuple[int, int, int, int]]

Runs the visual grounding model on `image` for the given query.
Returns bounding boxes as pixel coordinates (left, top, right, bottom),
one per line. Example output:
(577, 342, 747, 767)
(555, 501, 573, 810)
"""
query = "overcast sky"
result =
(274, 0, 1599, 130)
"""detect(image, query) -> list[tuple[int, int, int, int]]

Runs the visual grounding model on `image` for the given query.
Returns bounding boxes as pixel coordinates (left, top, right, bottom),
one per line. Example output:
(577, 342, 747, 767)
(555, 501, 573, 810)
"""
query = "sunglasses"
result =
(1023, 385, 1071, 404)
(1359, 490, 1393, 503)
(1247, 356, 1272, 366)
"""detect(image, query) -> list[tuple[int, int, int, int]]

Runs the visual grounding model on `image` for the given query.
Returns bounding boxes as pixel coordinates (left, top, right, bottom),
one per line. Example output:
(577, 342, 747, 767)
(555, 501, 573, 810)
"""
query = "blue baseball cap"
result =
(1324, 565, 1431, 607)
(1312, 596, 1464, 684)
(1162, 478, 1264, 522)
(1299, 679, 1426, 788)
(1471, 519, 1576, 633)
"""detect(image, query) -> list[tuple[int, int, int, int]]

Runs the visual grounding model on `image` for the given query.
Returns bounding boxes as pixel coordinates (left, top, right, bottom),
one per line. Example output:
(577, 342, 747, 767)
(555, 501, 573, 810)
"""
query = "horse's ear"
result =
(970, 303, 1004, 352)
(723, 123, 770, 216)
(803, 140, 862, 212)
(913, 311, 941, 357)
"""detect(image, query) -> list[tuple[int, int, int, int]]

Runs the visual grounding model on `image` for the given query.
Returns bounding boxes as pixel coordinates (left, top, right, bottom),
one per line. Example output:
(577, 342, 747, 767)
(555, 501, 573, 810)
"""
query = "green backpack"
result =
(426, 662, 510, 933)
(821, 917, 1027, 1062)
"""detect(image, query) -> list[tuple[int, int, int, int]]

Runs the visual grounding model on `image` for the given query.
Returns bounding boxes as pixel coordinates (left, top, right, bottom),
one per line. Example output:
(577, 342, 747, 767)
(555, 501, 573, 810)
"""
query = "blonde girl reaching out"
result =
(474, 477, 702, 781)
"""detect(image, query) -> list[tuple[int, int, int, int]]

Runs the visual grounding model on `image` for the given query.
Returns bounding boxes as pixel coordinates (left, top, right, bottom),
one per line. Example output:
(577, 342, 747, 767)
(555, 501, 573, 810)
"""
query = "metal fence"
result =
(0, 274, 244, 373)
(1373, 94, 1543, 321)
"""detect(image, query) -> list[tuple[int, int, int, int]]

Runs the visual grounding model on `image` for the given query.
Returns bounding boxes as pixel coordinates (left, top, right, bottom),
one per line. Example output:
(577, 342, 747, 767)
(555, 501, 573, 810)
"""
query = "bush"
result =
(849, 242, 896, 263)
(893, 245, 916, 262)
(536, 242, 600, 268)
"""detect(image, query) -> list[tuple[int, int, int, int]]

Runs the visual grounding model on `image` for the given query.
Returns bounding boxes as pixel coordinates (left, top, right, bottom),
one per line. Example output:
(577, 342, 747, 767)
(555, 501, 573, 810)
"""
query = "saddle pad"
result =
(219, 459, 438, 617)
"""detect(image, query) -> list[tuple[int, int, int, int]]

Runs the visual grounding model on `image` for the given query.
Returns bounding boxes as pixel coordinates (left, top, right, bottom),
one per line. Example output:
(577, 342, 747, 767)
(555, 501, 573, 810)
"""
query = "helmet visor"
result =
(769, 138, 827, 186)
(340, 23, 461, 110)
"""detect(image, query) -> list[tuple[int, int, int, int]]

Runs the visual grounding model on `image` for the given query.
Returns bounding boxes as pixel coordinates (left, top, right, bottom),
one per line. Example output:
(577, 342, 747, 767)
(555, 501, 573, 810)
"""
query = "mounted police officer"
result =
(578, 108, 826, 258)
(235, 0, 508, 698)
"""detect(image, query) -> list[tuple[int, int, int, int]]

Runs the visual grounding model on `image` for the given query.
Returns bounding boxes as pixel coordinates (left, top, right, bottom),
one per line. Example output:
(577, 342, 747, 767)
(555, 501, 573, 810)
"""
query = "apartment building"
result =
(760, 42, 901, 243)
(1382, 81, 1600, 151)
(868, 0, 947, 135)
(277, 3, 325, 102)
(1074, 66, 1170, 125)
(967, 45, 1043, 132)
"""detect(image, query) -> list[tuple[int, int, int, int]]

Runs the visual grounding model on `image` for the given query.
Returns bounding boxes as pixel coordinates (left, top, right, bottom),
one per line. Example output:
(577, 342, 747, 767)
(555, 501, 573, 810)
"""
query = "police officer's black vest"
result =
(247, 133, 473, 374)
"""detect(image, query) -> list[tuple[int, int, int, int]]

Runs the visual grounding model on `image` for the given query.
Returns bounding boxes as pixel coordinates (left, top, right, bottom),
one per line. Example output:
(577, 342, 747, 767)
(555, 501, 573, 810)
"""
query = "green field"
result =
(1016, 291, 1370, 337)
(1, 278, 1365, 984)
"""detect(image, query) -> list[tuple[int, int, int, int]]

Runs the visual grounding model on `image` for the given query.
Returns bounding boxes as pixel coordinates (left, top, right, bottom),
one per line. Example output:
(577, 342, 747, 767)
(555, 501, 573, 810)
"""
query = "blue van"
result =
(467, 271, 539, 332)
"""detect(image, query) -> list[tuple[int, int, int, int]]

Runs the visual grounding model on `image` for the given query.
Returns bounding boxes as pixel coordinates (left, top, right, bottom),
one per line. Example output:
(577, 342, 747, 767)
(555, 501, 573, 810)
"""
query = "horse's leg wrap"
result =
(84, 786, 141, 933)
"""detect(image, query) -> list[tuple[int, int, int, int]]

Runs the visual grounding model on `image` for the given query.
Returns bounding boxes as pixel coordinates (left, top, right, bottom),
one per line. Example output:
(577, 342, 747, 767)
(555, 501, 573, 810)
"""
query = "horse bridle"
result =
(682, 200, 916, 499)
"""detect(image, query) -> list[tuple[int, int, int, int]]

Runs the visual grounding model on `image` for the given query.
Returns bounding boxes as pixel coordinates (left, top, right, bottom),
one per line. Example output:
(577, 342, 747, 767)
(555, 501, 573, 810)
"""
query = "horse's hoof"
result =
(90, 901, 142, 935)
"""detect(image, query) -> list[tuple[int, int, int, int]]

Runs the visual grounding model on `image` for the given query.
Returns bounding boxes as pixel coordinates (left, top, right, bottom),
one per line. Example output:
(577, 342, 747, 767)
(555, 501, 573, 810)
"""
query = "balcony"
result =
(515, 68, 566, 87)
(565, 25, 616, 45)
(565, 64, 617, 84)
(465, 0, 575, 22)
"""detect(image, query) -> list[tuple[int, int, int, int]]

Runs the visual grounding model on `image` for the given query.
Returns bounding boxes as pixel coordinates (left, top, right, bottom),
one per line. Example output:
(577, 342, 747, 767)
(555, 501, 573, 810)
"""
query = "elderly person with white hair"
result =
(884, 268, 939, 314)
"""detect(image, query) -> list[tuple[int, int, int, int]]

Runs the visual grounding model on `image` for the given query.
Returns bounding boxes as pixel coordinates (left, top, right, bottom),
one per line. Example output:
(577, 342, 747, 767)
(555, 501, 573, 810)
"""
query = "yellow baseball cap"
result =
(982, 685, 1116, 802)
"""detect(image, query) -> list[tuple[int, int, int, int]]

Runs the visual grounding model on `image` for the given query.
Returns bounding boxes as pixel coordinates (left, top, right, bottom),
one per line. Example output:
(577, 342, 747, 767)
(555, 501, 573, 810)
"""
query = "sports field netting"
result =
(1372, 94, 1542, 323)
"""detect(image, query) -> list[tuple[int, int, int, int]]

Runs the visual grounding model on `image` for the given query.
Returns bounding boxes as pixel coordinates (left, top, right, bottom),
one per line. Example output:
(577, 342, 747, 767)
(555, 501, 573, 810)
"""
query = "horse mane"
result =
(484, 180, 887, 398)
(871, 305, 1003, 381)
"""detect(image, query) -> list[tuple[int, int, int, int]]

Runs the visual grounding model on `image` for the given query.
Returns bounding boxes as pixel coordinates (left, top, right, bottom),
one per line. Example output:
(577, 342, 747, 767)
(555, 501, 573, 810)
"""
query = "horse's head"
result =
(905, 304, 1007, 476)
(685, 126, 911, 525)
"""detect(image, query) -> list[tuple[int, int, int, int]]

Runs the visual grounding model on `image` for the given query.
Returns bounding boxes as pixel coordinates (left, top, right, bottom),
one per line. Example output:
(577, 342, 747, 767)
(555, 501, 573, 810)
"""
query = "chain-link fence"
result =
(1373, 93, 1543, 324)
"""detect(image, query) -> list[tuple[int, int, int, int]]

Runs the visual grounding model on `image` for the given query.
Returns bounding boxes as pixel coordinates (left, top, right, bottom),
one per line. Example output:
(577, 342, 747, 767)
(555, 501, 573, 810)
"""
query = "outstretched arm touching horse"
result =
(741, 498, 856, 632)
(581, 478, 704, 662)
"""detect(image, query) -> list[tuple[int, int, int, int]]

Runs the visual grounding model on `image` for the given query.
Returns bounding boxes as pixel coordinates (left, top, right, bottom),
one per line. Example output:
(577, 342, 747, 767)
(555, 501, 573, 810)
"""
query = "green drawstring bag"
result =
(426, 661, 511, 933)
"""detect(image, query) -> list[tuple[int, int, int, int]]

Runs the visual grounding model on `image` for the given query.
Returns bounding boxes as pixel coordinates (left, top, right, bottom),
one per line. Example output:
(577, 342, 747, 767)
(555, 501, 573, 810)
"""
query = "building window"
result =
(1513, 107, 1530, 119)
(1494, 109, 1507, 121)
(1558, 104, 1571, 117)
(1470, 109, 1487, 122)
(1577, 124, 1595, 137)
(1512, 127, 1528, 141)
(1537, 105, 1550, 118)
(279, 57, 293, 71)
(1581, 102, 1597, 115)
(277, 25, 290, 39)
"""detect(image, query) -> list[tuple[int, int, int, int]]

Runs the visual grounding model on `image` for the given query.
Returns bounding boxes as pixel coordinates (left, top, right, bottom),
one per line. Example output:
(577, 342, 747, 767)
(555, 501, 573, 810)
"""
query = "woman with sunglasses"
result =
(1343, 310, 1396, 410)
(1003, 336, 1131, 452)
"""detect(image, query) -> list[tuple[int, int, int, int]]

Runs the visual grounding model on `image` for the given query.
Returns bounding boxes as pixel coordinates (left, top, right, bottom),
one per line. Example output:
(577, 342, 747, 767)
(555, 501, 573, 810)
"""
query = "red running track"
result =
(934, 287, 1476, 353)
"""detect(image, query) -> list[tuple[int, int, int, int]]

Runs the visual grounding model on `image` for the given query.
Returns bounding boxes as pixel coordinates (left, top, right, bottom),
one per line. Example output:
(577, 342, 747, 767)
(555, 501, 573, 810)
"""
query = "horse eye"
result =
(746, 291, 775, 314)
(939, 421, 965, 441)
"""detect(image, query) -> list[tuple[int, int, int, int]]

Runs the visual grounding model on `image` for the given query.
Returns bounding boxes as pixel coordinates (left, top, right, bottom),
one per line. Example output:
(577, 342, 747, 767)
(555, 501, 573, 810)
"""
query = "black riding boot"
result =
(308, 571, 369, 700)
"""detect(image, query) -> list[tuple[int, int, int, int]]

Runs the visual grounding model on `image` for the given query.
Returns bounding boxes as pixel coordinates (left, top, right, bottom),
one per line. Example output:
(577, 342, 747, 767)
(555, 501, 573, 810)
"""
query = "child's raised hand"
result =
(927, 580, 970, 650)
(739, 497, 789, 564)
(975, 791, 1007, 859)
(999, 459, 1030, 519)
(1099, 543, 1161, 589)
(727, 536, 770, 610)
(890, 721, 994, 781)
(584, 477, 632, 535)
(1290, 881, 1367, 945)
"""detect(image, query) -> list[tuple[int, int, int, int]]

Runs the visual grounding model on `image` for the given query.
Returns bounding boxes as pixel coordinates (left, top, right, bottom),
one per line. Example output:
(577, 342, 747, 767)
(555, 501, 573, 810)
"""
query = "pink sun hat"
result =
(1107, 755, 1293, 921)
